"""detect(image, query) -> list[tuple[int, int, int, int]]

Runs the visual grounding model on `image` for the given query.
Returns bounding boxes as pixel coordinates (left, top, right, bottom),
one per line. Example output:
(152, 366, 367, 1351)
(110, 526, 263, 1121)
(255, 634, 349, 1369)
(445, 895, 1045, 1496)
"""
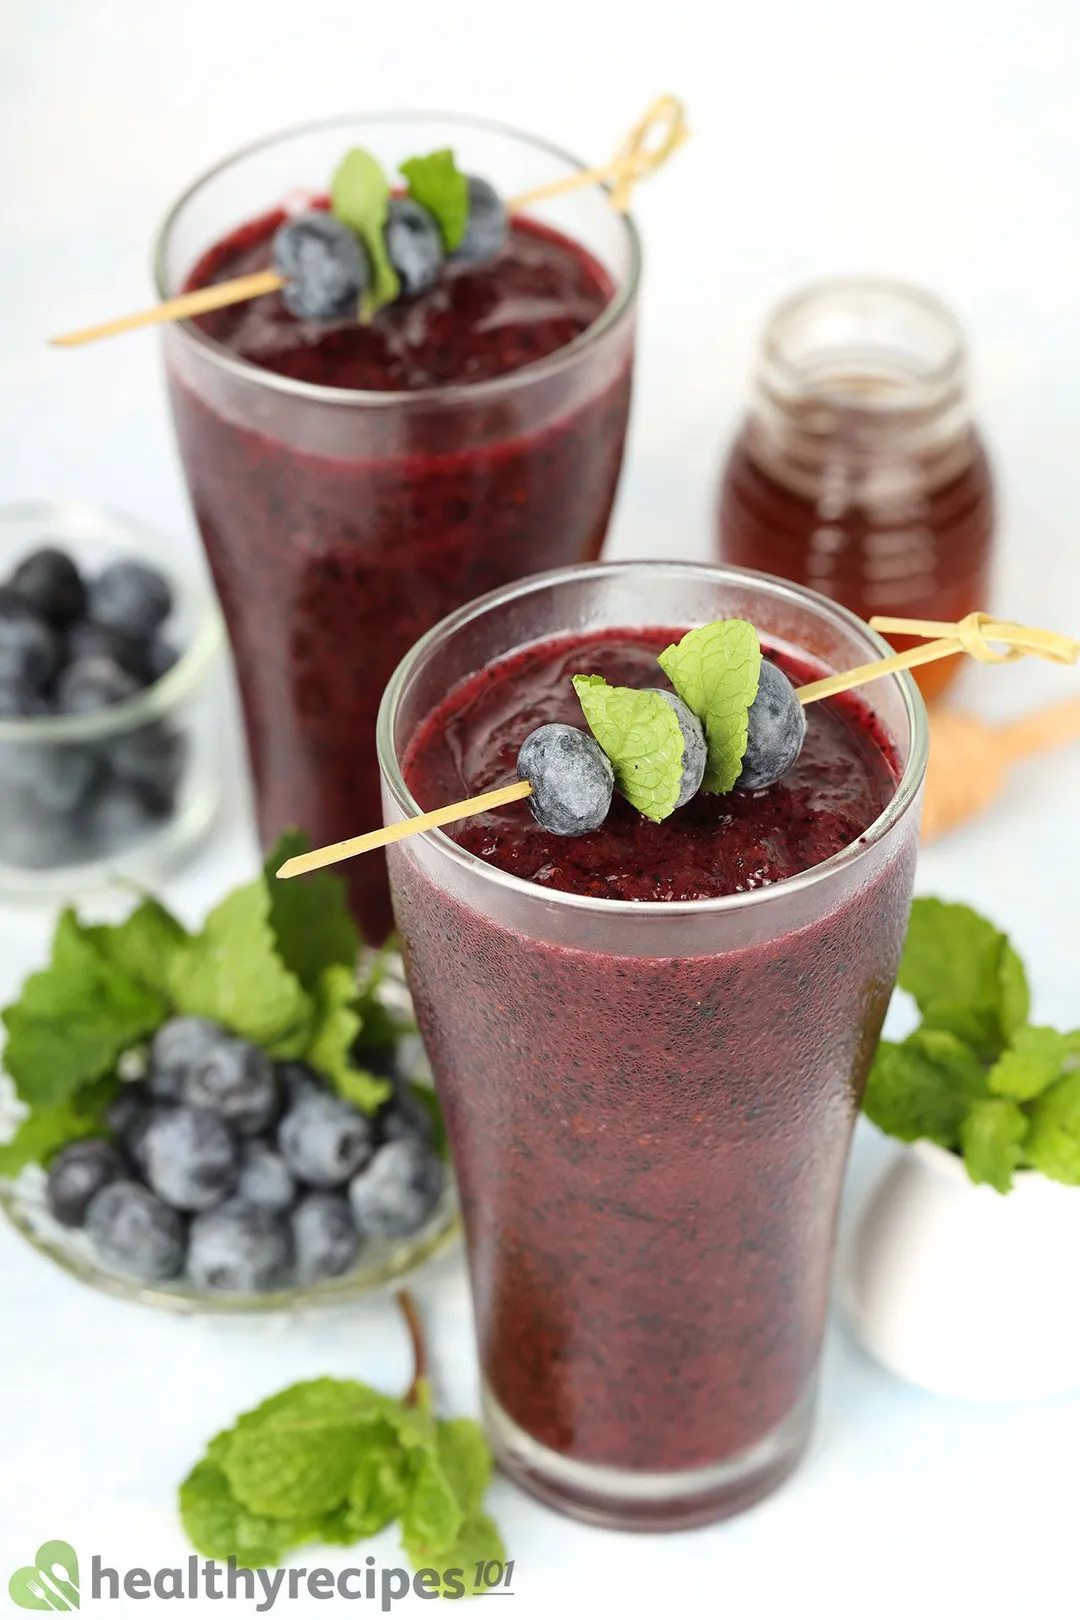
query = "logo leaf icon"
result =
(8, 1543, 79, 1612)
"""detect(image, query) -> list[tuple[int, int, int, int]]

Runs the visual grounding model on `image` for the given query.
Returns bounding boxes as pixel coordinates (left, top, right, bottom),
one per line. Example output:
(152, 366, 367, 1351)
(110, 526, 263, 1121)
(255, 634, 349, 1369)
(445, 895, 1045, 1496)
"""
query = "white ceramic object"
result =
(842, 1140, 1080, 1402)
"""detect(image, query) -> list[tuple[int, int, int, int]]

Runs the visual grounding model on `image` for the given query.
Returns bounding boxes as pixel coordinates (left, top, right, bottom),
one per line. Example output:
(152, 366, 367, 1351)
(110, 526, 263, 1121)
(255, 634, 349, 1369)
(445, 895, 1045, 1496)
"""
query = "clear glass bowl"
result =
(0, 500, 227, 898)
(0, 973, 461, 1313)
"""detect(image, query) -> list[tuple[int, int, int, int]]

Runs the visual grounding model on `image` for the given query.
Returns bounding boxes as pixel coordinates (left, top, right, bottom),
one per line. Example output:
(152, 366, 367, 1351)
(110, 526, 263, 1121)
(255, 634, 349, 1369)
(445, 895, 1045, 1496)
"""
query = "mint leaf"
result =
(433, 1513, 506, 1592)
(572, 675, 685, 822)
(401, 1451, 464, 1563)
(987, 1026, 1069, 1102)
(3, 910, 165, 1108)
(86, 897, 189, 1001)
(1024, 1074, 1080, 1185)
(401, 149, 469, 251)
(168, 880, 313, 1054)
(179, 1451, 317, 1570)
(305, 964, 390, 1114)
(264, 830, 359, 994)
(897, 898, 1029, 1062)
(345, 1423, 409, 1538)
(862, 1027, 987, 1148)
(331, 148, 399, 317)
(657, 619, 762, 793)
(0, 1077, 117, 1177)
(960, 1098, 1028, 1193)
(223, 1379, 387, 1519)
(434, 1419, 491, 1516)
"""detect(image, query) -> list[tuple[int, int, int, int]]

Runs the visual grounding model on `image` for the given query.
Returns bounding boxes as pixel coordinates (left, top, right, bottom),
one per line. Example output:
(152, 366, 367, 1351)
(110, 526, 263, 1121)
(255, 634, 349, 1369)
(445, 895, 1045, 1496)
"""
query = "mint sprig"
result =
(572, 675, 686, 822)
(401, 149, 469, 251)
(0, 831, 404, 1176)
(657, 619, 762, 793)
(330, 148, 400, 318)
(179, 1292, 505, 1588)
(863, 898, 1080, 1193)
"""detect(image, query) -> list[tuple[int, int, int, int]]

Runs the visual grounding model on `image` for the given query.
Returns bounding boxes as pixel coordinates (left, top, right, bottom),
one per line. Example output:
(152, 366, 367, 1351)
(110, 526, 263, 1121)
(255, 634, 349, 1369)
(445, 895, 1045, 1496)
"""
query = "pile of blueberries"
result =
(274, 174, 507, 320)
(0, 545, 186, 870)
(44, 1017, 446, 1293)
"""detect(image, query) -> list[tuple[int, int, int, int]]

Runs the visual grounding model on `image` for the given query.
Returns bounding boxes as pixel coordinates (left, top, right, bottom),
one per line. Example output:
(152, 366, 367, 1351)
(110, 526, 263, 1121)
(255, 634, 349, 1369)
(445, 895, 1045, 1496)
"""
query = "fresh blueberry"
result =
(105, 1082, 157, 1165)
(149, 1016, 225, 1102)
(66, 619, 150, 682)
(278, 1091, 374, 1188)
(291, 1192, 360, 1284)
(645, 688, 707, 808)
(0, 678, 50, 717)
(455, 176, 508, 265)
(0, 792, 78, 870)
(378, 1084, 435, 1148)
(84, 1180, 186, 1281)
(0, 590, 61, 690)
(276, 1060, 327, 1108)
(106, 721, 187, 804)
(517, 723, 614, 837)
(56, 655, 141, 715)
(236, 1139, 297, 1213)
(13, 745, 99, 814)
(45, 1138, 126, 1227)
(347, 1138, 445, 1239)
(384, 198, 444, 297)
(87, 561, 172, 642)
(735, 658, 807, 791)
(184, 1037, 278, 1135)
(8, 547, 86, 629)
(80, 780, 166, 855)
(273, 213, 369, 321)
(186, 1199, 292, 1293)
(144, 635, 180, 683)
(141, 1105, 238, 1212)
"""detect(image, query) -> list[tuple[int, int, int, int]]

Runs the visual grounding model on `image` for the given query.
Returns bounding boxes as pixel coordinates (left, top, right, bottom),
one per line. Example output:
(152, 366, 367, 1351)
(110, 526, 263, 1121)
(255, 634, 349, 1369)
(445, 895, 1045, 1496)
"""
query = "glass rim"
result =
(0, 500, 226, 745)
(151, 109, 642, 410)
(377, 558, 930, 920)
(761, 274, 968, 397)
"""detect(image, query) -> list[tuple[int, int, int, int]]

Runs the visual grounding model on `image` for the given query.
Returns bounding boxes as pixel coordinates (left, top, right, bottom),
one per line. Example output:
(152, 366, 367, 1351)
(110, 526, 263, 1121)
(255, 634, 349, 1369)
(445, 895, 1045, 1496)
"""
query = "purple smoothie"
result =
(390, 625, 915, 1516)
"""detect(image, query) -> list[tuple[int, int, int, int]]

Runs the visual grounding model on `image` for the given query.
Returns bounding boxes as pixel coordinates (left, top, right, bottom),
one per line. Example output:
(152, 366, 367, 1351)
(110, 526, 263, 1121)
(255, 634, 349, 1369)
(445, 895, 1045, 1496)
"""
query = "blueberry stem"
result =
(396, 1287, 428, 1406)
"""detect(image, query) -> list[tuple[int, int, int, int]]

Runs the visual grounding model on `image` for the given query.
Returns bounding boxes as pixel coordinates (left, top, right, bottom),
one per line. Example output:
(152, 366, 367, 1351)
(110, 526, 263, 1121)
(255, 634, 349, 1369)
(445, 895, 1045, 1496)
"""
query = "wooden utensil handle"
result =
(999, 694, 1080, 760)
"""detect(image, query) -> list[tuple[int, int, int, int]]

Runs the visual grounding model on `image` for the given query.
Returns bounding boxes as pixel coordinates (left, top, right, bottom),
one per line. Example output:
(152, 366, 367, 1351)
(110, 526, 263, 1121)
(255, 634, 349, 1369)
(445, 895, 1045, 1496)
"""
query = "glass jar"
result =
(716, 278, 995, 702)
(156, 114, 639, 946)
(379, 559, 927, 1530)
(0, 501, 226, 898)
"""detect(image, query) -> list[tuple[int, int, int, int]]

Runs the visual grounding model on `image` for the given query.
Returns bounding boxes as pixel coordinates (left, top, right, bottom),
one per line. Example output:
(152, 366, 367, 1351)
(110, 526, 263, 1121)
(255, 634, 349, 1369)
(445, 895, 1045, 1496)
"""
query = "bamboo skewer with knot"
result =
(48, 97, 688, 349)
(277, 612, 1079, 880)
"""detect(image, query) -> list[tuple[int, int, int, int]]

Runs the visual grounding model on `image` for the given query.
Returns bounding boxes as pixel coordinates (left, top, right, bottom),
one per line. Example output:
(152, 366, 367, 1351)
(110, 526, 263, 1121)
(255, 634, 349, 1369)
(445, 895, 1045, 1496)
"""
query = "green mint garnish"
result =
(959, 1098, 1029, 1194)
(0, 830, 411, 1176)
(896, 897, 1030, 1062)
(657, 619, 762, 793)
(863, 897, 1080, 1193)
(330, 147, 400, 318)
(572, 674, 686, 823)
(400, 148, 469, 251)
(179, 1294, 505, 1586)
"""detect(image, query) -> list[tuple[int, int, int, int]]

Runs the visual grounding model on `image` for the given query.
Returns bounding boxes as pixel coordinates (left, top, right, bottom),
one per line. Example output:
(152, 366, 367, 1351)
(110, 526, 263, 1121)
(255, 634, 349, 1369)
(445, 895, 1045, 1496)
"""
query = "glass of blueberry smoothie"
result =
(378, 560, 927, 1530)
(155, 115, 639, 944)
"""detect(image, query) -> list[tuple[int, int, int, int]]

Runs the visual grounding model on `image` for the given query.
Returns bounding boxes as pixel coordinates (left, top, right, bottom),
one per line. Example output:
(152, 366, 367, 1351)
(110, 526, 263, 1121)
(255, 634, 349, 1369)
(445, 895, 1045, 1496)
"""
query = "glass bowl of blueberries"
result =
(0, 501, 226, 895)
(0, 971, 459, 1312)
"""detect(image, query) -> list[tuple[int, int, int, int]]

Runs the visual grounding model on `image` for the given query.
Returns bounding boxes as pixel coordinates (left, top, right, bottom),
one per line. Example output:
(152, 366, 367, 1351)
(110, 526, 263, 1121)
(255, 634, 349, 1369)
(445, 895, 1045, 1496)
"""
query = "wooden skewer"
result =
(275, 612, 1079, 880)
(48, 96, 687, 349)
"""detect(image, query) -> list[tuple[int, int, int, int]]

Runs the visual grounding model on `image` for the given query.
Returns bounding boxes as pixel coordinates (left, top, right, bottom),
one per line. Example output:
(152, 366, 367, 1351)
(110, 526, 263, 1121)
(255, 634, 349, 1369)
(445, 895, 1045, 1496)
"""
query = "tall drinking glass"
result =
(155, 115, 639, 942)
(379, 560, 927, 1530)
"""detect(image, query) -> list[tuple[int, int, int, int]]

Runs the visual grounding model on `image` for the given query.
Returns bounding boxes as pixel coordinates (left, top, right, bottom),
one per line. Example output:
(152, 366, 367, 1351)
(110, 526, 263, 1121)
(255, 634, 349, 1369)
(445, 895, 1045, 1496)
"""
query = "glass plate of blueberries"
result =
(0, 501, 226, 896)
(0, 967, 460, 1312)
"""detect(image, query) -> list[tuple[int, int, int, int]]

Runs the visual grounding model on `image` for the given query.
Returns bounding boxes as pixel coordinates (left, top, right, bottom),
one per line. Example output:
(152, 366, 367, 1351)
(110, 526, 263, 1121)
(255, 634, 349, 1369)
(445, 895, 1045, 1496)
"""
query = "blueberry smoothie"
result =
(381, 563, 925, 1528)
(159, 120, 637, 943)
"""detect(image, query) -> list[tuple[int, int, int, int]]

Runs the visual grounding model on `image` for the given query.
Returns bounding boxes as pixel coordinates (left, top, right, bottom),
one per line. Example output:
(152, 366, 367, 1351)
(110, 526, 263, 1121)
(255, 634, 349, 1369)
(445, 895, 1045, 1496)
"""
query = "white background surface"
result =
(3, 1, 1080, 1615)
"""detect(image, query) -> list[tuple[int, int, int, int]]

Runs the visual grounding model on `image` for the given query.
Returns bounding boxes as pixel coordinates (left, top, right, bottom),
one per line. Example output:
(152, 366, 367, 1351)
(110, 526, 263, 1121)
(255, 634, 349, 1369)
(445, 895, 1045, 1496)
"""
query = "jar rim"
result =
(152, 109, 642, 410)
